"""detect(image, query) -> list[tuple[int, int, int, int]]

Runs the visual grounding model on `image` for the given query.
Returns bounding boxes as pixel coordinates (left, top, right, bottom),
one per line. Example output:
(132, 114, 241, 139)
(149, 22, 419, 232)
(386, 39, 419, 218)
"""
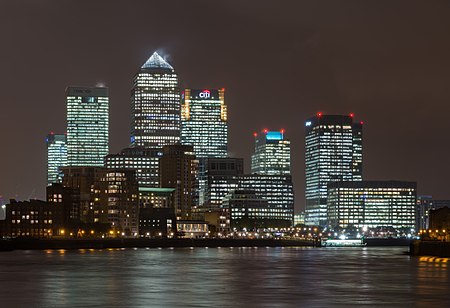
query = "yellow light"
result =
(81, 230, 85, 234)
(60, 229, 65, 235)
(109, 230, 114, 235)
(90, 230, 94, 234)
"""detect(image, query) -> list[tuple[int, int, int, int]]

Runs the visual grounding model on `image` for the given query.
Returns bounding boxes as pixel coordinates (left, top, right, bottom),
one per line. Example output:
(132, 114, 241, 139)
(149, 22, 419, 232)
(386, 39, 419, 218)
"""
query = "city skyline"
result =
(1, 1, 450, 212)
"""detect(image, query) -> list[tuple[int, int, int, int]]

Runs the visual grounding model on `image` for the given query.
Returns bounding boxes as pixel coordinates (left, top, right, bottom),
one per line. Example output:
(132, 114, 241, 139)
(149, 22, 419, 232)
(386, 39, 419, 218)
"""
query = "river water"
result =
(0, 246, 448, 307)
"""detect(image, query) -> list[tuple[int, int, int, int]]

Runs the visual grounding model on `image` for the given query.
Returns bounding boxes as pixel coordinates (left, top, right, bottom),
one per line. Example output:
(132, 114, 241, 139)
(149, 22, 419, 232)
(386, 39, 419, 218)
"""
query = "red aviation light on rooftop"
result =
(280, 129, 285, 134)
(360, 121, 364, 125)
(349, 113, 354, 118)
(263, 129, 268, 134)
(317, 112, 323, 117)
(253, 132, 258, 137)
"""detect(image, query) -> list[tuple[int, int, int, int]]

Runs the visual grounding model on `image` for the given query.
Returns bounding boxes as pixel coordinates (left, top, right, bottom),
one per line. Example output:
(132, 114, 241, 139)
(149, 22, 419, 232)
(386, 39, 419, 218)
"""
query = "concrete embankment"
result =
(410, 240, 450, 257)
(0, 238, 318, 251)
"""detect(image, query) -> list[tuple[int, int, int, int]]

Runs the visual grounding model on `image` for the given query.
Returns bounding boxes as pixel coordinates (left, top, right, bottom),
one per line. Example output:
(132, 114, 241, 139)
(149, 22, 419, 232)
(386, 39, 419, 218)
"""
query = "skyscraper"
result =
(66, 86, 109, 167)
(181, 88, 228, 158)
(251, 130, 290, 175)
(305, 113, 363, 226)
(131, 51, 181, 149)
(46, 133, 67, 186)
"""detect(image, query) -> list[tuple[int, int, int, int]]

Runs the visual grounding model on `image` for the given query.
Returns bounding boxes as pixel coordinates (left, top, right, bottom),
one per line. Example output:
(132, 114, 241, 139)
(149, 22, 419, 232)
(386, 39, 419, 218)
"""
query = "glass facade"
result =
(327, 181, 416, 231)
(46, 133, 67, 186)
(66, 86, 109, 167)
(105, 147, 162, 188)
(251, 130, 290, 175)
(305, 114, 363, 226)
(131, 52, 181, 149)
(181, 89, 228, 158)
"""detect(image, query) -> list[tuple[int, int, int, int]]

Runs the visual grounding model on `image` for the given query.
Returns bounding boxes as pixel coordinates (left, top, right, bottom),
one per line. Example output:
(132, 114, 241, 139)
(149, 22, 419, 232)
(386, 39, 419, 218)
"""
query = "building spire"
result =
(141, 51, 174, 70)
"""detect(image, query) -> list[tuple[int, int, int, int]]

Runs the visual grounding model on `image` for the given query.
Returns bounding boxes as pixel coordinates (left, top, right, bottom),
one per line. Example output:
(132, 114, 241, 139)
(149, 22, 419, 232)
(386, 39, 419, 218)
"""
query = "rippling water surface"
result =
(0, 246, 449, 307)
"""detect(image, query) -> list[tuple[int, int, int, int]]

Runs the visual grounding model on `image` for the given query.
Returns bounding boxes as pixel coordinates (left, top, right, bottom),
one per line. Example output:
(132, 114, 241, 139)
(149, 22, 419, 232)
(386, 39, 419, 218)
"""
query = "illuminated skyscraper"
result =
(66, 86, 109, 167)
(181, 89, 228, 158)
(46, 133, 67, 186)
(305, 113, 363, 226)
(251, 130, 290, 175)
(131, 52, 181, 149)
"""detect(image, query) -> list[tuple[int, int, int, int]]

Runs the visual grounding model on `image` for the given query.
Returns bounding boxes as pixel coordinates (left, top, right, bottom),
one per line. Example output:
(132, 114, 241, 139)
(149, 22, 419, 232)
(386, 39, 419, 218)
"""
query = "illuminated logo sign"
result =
(199, 90, 211, 99)
(305, 121, 312, 127)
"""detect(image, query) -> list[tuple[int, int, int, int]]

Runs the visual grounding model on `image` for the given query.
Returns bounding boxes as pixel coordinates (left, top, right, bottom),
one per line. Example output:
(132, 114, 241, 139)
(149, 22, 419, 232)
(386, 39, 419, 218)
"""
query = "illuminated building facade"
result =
(105, 147, 161, 188)
(46, 133, 67, 186)
(238, 175, 294, 224)
(251, 130, 290, 175)
(327, 181, 416, 231)
(131, 52, 181, 149)
(202, 158, 244, 207)
(181, 88, 227, 158)
(66, 86, 109, 167)
(223, 189, 289, 229)
(305, 113, 363, 226)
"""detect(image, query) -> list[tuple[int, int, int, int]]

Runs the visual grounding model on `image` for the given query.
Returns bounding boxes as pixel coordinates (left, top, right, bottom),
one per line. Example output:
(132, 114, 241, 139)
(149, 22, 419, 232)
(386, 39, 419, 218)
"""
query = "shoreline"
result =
(0, 238, 318, 251)
(0, 237, 413, 252)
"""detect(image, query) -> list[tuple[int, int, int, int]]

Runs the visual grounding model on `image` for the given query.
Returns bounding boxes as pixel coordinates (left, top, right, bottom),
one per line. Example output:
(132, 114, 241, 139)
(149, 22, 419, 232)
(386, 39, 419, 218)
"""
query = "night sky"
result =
(1, 1, 450, 211)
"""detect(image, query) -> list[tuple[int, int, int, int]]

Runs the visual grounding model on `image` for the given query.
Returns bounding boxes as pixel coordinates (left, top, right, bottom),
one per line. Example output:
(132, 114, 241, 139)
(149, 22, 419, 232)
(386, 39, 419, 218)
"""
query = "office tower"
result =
(105, 147, 161, 188)
(181, 88, 228, 158)
(202, 158, 244, 207)
(305, 113, 363, 226)
(327, 181, 416, 233)
(251, 129, 290, 175)
(46, 133, 67, 186)
(159, 145, 198, 219)
(131, 51, 181, 149)
(66, 86, 109, 166)
(223, 189, 289, 229)
(238, 174, 294, 225)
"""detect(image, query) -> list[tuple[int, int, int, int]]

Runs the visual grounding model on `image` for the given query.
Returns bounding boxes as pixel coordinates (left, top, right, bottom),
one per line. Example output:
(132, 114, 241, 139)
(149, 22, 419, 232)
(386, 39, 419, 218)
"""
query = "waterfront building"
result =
(61, 167, 139, 236)
(159, 145, 198, 219)
(105, 147, 161, 188)
(327, 181, 416, 232)
(46, 133, 67, 186)
(98, 170, 139, 236)
(66, 86, 109, 167)
(176, 220, 209, 238)
(131, 52, 181, 149)
(47, 183, 79, 225)
(294, 212, 306, 226)
(305, 113, 363, 226)
(181, 88, 227, 158)
(3, 199, 65, 238)
(202, 158, 244, 207)
(238, 174, 294, 225)
(417, 196, 450, 231)
(223, 189, 289, 229)
(61, 166, 106, 224)
(138, 187, 176, 238)
(251, 130, 290, 175)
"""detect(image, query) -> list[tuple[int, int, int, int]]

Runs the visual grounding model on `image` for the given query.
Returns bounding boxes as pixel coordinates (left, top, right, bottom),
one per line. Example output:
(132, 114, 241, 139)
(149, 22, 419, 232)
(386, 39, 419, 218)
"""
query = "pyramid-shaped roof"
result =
(141, 52, 174, 70)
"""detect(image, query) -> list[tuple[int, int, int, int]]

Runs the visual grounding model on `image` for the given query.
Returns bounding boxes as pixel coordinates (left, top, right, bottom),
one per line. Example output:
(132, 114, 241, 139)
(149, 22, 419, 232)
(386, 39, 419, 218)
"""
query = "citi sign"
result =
(199, 90, 211, 98)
